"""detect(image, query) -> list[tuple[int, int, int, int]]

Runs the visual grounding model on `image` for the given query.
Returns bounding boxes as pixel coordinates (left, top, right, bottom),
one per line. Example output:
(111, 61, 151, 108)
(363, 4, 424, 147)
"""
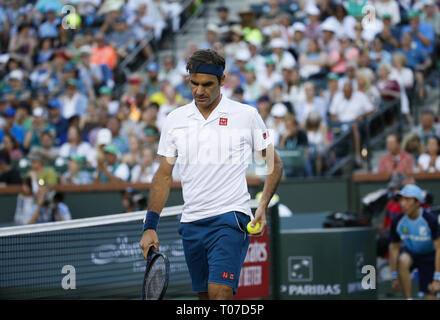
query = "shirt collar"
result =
(187, 94, 229, 120)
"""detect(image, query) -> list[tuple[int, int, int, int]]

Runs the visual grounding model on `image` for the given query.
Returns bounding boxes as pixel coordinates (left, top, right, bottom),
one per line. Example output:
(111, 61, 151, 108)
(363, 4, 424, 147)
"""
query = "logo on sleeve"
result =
(219, 118, 228, 126)
(263, 132, 267, 139)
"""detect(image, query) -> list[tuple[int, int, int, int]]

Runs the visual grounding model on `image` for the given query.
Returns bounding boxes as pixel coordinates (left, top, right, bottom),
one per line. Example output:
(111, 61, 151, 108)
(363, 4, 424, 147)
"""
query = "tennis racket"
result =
(141, 246, 170, 300)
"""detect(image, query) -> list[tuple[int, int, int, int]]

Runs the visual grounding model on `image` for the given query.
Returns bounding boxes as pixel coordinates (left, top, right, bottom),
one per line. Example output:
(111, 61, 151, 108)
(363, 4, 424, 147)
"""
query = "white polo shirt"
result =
(157, 95, 271, 222)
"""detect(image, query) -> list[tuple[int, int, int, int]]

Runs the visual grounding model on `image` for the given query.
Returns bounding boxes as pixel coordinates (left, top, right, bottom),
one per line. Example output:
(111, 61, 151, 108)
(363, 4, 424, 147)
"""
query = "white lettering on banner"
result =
(281, 284, 341, 296)
(244, 242, 267, 263)
(239, 266, 262, 287)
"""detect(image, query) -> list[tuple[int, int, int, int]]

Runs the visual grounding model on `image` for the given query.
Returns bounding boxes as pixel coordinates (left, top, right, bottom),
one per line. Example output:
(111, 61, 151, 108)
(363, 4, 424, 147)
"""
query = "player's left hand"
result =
(249, 206, 267, 238)
(429, 280, 440, 294)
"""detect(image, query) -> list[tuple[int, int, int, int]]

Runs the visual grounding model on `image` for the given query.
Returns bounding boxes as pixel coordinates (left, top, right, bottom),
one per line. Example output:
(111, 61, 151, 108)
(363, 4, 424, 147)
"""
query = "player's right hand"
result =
(139, 229, 159, 259)
(391, 278, 400, 292)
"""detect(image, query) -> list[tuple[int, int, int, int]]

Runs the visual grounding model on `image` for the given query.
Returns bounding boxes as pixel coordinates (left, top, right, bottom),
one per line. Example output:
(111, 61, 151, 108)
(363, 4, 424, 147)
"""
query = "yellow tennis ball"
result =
(67, 13, 81, 29)
(247, 221, 260, 233)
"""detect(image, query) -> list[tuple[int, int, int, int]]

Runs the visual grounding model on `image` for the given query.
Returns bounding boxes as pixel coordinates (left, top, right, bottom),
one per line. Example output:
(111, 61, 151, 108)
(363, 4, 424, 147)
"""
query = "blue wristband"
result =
(143, 211, 160, 232)
(391, 271, 398, 280)
(434, 272, 440, 281)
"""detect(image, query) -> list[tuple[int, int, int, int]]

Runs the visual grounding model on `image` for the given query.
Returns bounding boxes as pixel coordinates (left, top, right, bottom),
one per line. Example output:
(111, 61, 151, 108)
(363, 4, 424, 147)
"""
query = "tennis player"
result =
(389, 184, 440, 300)
(139, 49, 283, 300)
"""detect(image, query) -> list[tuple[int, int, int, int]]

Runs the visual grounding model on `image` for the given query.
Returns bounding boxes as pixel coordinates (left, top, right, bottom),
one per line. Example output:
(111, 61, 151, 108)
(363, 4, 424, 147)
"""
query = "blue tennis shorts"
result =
(178, 211, 251, 294)
(400, 247, 435, 294)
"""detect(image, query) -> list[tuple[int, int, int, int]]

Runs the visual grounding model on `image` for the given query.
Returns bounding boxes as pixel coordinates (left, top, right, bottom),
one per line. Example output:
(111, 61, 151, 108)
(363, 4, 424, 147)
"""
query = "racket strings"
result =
(145, 257, 167, 300)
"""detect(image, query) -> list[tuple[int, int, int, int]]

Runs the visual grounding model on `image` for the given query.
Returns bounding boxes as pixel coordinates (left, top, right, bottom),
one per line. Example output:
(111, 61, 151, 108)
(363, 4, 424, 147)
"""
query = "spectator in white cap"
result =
(289, 22, 308, 56)
(318, 19, 341, 53)
(305, 5, 321, 40)
(23, 107, 55, 151)
(5, 69, 30, 103)
(269, 102, 288, 146)
(199, 24, 219, 50)
(270, 37, 296, 74)
(421, 0, 440, 36)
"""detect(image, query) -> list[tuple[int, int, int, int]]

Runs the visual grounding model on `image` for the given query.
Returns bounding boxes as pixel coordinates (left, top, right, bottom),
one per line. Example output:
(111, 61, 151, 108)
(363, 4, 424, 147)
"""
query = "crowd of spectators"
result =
(0, 0, 439, 224)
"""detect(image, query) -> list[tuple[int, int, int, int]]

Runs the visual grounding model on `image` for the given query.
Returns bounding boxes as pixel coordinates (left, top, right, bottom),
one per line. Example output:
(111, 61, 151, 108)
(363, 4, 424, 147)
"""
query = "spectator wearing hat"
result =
(95, 86, 118, 117)
(421, 0, 440, 37)
(145, 61, 161, 95)
(60, 154, 93, 185)
(289, 22, 308, 58)
(0, 148, 21, 185)
(257, 55, 283, 92)
(401, 10, 435, 55)
(23, 107, 55, 151)
(199, 23, 219, 50)
(95, 143, 129, 183)
(47, 98, 68, 146)
(269, 37, 296, 75)
(389, 184, 440, 300)
(26, 149, 58, 192)
(58, 78, 88, 120)
(243, 64, 263, 105)
(224, 24, 248, 60)
(318, 19, 341, 54)
(4, 69, 31, 104)
(269, 102, 288, 146)
(77, 44, 104, 98)
(31, 130, 59, 161)
(378, 14, 401, 52)
(304, 5, 321, 40)
(0, 106, 25, 145)
(257, 95, 275, 129)
(130, 146, 159, 183)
